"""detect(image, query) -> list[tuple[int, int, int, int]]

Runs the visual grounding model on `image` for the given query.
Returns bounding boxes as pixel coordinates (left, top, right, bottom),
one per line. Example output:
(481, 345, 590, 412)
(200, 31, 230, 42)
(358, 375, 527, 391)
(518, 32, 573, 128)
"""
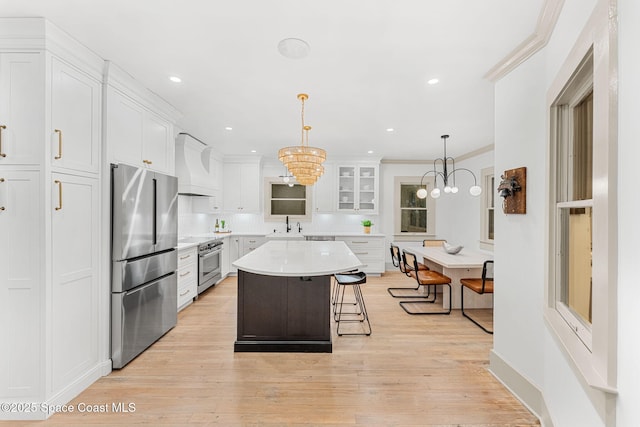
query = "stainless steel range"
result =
(197, 238, 223, 294)
(179, 237, 223, 294)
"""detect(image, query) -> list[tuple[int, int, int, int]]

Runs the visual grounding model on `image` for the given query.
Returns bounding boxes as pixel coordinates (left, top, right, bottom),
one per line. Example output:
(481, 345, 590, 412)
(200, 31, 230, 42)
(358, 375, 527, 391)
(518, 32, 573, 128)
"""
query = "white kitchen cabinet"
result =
(228, 235, 241, 274)
(50, 172, 99, 392)
(227, 235, 266, 274)
(223, 157, 261, 212)
(240, 235, 267, 257)
(337, 164, 379, 213)
(0, 19, 106, 418)
(336, 236, 385, 274)
(142, 109, 173, 173)
(0, 52, 44, 165)
(0, 170, 42, 398)
(50, 56, 101, 174)
(107, 87, 175, 175)
(221, 236, 230, 277)
(177, 246, 197, 311)
(105, 61, 179, 176)
(192, 195, 222, 214)
(313, 162, 335, 212)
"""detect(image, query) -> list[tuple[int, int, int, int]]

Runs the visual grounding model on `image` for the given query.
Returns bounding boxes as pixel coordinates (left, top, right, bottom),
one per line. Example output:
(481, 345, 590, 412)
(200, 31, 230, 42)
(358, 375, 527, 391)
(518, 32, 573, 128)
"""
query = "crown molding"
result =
(381, 144, 494, 165)
(484, 0, 565, 82)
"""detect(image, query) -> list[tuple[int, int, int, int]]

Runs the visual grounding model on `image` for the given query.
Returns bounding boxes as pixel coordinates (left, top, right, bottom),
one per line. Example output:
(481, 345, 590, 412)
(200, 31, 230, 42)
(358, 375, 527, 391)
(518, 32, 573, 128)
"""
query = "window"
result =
(394, 177, 435, 236)
(554, 87, 593, 347)
(400, 184, 427, 232)
(264, 179, 312, 221)
(545, 24, 616, 393)
(480, 167, 495, 250)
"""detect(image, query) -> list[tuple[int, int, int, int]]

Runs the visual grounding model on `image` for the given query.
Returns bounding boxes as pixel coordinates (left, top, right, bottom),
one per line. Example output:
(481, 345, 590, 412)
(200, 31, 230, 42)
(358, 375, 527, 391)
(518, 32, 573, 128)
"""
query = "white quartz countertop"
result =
(233, 240, 364, 277)
(176, 242, 199, 250)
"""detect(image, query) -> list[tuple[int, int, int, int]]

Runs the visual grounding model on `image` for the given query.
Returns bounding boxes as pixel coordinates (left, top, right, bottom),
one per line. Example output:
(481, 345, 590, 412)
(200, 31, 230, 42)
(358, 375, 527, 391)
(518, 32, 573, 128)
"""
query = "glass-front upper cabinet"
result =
(337, 164, 378, 213)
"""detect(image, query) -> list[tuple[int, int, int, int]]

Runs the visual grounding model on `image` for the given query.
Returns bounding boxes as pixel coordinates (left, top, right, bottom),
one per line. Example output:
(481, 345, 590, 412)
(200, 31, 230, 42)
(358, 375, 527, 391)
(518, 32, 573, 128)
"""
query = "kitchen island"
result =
(232, 240, 363, 352)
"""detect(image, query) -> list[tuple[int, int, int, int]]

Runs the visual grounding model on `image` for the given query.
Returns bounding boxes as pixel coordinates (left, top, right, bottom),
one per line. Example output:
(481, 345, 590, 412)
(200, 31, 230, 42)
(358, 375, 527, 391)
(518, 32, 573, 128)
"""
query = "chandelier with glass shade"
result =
(416, 134, 482, 199)
(278, 93, 326, 186)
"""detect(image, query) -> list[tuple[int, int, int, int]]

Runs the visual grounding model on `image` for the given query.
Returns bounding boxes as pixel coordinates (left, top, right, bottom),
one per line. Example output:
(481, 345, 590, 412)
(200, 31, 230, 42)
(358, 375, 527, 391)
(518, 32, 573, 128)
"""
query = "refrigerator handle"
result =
(153, 178, 157, 245)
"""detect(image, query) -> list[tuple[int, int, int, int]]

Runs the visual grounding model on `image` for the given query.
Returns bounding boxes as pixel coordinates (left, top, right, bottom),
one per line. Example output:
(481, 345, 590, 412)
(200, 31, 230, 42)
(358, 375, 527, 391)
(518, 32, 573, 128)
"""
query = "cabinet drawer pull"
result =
(54, 180, 63, 211)
(0, 125, 6, 157)
(179, 289, 190, 297)
(54, 129, 63, 159)
(0, 177, 4, 211)
(143, 159, 153, 165)
(179, 254, 191, 260)
(352, 241, 368, 244)
(179, 271, 191, 277)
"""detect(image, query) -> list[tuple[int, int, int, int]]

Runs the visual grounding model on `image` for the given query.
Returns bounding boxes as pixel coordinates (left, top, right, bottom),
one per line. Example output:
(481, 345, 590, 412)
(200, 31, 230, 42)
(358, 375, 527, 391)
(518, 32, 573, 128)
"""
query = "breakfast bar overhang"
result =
(232, 240, 364, 353)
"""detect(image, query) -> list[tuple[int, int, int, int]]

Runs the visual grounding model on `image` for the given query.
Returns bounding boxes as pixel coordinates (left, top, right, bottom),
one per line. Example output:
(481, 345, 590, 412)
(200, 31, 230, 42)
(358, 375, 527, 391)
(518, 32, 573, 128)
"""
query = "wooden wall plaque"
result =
(501, 166, 526, 214)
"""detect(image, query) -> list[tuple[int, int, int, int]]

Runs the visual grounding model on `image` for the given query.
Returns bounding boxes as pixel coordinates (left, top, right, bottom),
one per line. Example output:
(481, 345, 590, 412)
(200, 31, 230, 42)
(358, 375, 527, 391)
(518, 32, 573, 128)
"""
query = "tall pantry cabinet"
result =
(0, 19, 104, 420)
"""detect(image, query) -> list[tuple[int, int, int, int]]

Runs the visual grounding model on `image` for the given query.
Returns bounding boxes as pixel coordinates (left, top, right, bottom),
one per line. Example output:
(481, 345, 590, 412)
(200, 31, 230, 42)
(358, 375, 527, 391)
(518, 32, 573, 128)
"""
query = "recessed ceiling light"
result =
(169, 76, 182, 83)
(367, 150, 374, 154)
(225, 127, 233, 131)
(386, 128, 394, 132)
(427, 78, 439, 85)
(250, 150, 257, 153)
(278, 38, 311, 59)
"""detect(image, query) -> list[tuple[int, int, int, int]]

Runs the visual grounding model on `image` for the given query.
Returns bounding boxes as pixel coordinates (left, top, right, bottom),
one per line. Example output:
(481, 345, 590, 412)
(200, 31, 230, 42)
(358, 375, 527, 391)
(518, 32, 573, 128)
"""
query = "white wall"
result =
(493, 1, 626, 426)
(179, 155, 493, 259)
(615, 1, 640, 425)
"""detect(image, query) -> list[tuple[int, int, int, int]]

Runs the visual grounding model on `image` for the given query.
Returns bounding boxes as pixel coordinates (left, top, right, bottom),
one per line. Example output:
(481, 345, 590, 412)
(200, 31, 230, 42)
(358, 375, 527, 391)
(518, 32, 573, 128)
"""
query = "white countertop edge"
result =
(178, 231, 386, 243)
(235, 264, 364, 277)
(176, 242, 199, 250)
(232, 240, 365, 277)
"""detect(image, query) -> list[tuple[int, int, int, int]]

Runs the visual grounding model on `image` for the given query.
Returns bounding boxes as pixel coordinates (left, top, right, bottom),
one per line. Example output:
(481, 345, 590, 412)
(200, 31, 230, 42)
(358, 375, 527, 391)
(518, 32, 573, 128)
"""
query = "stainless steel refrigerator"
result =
(111, 163, 178, 369)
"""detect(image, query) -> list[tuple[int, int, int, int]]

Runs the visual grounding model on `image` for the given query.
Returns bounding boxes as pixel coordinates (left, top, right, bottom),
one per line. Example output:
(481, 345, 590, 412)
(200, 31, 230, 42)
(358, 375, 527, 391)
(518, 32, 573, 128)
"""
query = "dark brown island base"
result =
(232, 240, 363, 353)
(234, 271, 332, 352)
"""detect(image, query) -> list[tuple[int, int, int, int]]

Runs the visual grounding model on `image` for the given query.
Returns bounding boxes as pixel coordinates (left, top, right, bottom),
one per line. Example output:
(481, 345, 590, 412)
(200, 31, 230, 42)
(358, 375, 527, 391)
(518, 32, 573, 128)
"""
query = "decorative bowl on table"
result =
(442, 242, 463, 255)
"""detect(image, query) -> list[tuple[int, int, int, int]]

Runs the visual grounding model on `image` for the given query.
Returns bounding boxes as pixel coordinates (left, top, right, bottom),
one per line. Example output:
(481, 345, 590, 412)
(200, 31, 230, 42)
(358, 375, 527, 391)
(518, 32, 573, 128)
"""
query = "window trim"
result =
(393, 176, 436, 237)
(479, 167, 495, 251)
(544, 4, 617, 394)
(263, 177, 312, 221)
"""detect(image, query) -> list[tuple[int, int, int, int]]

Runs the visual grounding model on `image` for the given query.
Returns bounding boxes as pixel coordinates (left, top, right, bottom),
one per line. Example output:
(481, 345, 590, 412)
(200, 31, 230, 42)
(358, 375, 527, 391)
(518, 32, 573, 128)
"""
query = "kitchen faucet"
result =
(285, 216, 291, 233)
(296, 222, 302, 233)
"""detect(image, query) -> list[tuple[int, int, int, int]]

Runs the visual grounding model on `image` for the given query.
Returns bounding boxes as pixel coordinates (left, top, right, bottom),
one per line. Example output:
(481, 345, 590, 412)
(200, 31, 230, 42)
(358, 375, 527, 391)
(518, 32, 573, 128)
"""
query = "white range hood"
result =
(175, 133, 216, 196)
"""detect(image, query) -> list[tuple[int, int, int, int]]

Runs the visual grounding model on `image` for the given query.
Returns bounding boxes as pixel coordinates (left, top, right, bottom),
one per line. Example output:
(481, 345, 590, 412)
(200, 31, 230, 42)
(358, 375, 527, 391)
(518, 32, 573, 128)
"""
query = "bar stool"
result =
(333, 272, 371, 336)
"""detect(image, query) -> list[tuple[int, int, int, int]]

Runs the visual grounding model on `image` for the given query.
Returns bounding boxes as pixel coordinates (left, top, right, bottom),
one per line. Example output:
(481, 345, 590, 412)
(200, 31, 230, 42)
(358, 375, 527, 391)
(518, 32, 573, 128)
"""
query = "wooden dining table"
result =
(399, 244, 494, 310)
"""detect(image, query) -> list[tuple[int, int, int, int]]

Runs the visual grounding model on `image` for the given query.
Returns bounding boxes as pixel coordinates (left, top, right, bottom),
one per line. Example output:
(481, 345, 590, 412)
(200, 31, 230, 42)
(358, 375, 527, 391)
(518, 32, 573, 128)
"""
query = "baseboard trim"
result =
(45, 360, 111, 419)
(489, 350, 554, 427)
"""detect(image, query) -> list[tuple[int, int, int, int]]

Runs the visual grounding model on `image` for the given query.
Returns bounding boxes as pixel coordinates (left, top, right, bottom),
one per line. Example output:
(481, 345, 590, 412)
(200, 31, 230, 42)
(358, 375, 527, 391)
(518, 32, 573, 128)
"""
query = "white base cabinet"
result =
(336, 236, 385, 274)
(0, 170, 42, 398)
(227, 235, 267, 274)
(177, 246, 197, 311)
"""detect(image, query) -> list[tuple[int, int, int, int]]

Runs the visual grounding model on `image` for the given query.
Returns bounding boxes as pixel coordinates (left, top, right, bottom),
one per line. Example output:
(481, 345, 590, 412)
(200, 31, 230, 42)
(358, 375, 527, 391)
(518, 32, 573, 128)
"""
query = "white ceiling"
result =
(1, 0, 543, 161)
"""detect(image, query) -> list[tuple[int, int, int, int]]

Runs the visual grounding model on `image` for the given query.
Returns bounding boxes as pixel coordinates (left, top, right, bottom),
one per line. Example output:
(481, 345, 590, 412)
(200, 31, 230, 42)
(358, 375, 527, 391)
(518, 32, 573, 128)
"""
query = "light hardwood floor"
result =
(17, 272, 538, 426)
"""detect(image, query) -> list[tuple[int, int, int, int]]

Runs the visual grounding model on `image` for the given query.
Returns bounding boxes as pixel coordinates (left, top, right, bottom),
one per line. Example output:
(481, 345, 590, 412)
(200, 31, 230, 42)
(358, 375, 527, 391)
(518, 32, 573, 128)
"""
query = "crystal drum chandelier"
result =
(416, 134, 482, 199)
(278, 93, 326, 186)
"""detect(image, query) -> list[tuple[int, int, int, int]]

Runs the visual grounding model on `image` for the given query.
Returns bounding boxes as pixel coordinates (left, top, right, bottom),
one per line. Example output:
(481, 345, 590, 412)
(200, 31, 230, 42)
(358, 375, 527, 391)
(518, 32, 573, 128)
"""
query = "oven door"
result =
(198, 247, 222, 293)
